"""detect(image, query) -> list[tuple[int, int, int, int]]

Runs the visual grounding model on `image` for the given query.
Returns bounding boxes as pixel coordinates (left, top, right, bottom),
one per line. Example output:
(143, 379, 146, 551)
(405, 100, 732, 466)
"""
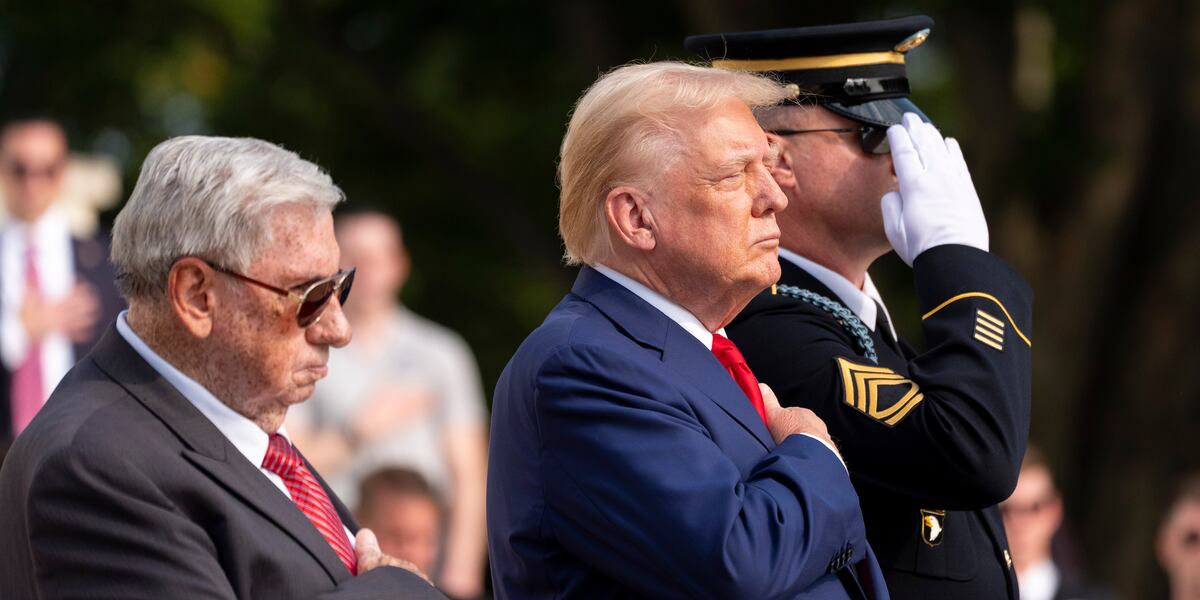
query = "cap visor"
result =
(825, 97, 931, 127)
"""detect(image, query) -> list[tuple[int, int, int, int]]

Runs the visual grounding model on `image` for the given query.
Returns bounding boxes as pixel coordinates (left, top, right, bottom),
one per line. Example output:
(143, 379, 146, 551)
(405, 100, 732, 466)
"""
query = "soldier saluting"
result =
(688, 16, 1032, 600)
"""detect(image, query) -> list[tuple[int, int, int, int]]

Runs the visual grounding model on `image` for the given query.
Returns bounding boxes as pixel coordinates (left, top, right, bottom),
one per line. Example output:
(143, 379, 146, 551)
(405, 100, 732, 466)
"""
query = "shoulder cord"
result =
(772, 284, 878, 364)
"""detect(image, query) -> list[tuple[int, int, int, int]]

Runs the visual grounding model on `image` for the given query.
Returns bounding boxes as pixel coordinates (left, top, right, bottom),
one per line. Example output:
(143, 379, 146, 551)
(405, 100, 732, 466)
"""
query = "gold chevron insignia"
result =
(974, 309, 1005, 351)
(836, 357, 925, 427)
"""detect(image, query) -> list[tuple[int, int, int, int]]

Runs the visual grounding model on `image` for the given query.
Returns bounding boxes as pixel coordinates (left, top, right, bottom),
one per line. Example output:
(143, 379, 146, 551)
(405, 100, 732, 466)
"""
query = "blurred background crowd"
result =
(0, 1, 1197, 598)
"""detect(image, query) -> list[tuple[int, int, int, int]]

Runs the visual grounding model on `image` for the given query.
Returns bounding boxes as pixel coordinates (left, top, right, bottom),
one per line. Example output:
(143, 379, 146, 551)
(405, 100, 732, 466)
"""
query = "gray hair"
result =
(557, 62, 792, 266)
(111, 136, 344, 301)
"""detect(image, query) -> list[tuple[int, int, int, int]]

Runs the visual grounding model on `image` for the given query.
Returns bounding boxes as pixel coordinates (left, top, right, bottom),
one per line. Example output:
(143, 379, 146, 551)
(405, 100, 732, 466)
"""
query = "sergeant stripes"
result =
(836, 358, 925, 427)
(921, 291, 1032, 347)
(974, 309, 1005, 351)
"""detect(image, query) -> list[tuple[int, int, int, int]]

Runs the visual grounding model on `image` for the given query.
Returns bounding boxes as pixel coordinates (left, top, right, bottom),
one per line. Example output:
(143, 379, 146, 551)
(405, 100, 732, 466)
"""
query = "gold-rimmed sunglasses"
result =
(208, 263, 355, 328)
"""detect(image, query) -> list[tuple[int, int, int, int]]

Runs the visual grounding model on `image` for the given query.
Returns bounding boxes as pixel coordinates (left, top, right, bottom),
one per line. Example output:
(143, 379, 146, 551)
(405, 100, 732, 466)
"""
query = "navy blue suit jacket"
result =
(487, 266, 889, 599)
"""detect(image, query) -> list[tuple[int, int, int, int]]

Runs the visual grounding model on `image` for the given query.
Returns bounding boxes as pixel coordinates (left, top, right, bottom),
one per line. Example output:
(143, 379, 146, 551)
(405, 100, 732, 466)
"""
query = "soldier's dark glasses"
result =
(767, 126, 890, 155)
(210, 263, 356, 328)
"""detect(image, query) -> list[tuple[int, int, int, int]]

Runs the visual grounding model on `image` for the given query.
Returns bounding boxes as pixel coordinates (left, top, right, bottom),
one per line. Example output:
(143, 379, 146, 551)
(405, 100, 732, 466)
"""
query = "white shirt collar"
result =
(115, 311, 283, 468)
(593, 264, 723, 350)
(777, 248, 896, 340)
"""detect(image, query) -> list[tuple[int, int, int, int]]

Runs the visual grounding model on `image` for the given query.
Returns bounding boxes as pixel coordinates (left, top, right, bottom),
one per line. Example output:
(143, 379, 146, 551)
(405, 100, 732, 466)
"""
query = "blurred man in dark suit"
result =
(0, 135, 443, 599)
(0, 118, 123, 457)
(1003, 445, 1114, 600)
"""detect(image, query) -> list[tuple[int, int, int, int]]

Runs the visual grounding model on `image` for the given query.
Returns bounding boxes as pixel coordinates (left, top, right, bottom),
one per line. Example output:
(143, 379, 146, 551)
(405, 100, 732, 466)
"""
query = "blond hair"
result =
(557, 62, 792, 266)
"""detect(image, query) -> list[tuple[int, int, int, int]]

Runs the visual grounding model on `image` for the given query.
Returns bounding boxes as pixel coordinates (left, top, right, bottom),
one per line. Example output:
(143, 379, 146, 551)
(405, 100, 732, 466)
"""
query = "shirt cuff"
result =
(797, 433, 848, 475)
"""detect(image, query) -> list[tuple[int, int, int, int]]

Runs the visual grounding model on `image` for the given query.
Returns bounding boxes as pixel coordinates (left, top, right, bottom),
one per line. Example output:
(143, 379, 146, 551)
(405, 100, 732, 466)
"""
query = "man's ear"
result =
(167, 257, 217, 338)
(604, 185, 657, 252)
(767, 133, 797, 190)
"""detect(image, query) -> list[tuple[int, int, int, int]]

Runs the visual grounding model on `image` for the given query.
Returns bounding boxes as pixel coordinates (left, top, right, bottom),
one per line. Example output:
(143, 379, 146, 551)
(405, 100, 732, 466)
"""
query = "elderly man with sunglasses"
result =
(689, 16, 1033, 600)
(0, 136, 444, 599)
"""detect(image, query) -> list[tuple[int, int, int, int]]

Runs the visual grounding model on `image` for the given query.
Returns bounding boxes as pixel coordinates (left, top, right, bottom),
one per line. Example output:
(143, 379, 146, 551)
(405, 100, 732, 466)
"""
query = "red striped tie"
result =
(262, 434, 357, 574)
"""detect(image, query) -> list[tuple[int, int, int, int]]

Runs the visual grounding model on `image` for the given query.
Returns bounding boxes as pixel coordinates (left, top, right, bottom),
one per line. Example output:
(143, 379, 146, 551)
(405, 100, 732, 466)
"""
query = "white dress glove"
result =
(880, 113, 989, 266)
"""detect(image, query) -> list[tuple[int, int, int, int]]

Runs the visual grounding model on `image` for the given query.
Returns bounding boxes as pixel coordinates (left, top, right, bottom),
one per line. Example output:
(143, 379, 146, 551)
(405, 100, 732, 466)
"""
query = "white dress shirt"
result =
(1017, 559, 1060, 600)
(778, 248, 898, 342)
(593, 264, 845, 469)
(116, 311, 355, 546)
(1, 209, 77, 400)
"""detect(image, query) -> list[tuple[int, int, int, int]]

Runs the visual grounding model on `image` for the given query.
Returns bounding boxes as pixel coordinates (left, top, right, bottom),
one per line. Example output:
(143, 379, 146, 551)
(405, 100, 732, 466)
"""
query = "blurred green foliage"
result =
(4, 1, 1198, 597)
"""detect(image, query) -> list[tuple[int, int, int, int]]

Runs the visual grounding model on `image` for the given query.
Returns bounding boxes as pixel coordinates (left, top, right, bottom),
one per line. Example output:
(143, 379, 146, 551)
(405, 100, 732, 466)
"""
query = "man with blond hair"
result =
(0, 136, 443, 598)
(488, 62, 889, 599)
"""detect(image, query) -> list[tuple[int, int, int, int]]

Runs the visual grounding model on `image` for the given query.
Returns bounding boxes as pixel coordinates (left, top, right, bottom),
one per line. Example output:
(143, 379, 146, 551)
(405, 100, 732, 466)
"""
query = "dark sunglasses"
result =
(4, 158, 66, 180)
(210, 263, 355, 328)
(766, 127, 891, 155)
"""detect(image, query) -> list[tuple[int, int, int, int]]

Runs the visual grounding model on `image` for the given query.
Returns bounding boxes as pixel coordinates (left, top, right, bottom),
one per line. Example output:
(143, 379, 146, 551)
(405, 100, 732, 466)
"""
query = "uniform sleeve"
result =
(733, 245, 1031, 509)
(534, 343, 867, 600)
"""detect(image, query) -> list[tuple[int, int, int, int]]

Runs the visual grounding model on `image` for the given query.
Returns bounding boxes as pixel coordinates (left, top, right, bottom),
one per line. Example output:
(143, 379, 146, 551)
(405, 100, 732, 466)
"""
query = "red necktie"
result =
(11, 237, 43, 436)
(261, 434, 357, 574)
(711, 333, 769, 427)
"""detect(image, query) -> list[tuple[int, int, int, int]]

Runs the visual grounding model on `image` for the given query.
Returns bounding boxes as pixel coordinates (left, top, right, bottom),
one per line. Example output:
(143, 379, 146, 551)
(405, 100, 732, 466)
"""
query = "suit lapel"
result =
(87, 326, 352, 583)
(660, 325, 775, 450)
(573, 267, 775, 450)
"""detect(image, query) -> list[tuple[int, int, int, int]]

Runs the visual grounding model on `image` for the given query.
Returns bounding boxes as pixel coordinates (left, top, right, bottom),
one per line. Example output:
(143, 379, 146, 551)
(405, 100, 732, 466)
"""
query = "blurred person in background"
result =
(0, 117, 123, 459)
(1157, 473, 1200, 600)
(1002, 444, 1114, 600)
(356, 467, 444, 579)
(287, 210, 488, 599)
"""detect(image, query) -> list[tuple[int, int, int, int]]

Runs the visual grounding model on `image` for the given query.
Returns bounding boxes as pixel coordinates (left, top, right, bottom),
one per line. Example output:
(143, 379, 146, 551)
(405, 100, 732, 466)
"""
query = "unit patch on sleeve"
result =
(835, 357, 925, 427)
(921, 509, 946, 547)
(973, 309, 1005, 351)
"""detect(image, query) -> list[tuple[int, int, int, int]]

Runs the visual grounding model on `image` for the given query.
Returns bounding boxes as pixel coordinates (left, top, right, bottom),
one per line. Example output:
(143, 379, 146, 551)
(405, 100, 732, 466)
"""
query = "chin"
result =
(755, 259, 781, 287)
(291, 385, 318, 404)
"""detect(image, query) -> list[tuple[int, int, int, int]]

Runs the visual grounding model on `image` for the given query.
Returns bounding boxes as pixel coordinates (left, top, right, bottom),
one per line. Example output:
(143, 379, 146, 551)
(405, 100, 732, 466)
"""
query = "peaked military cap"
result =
(684, 15, 934, 127)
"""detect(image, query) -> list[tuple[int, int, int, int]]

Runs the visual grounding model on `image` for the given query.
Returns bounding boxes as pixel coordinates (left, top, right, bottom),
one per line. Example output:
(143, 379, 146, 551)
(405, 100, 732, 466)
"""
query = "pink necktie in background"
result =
(11, 237, 43, 436)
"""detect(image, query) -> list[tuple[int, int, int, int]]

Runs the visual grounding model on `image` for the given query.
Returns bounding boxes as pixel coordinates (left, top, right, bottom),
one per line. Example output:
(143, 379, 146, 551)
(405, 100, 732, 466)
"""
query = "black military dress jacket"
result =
(729, 244, 1032, 600)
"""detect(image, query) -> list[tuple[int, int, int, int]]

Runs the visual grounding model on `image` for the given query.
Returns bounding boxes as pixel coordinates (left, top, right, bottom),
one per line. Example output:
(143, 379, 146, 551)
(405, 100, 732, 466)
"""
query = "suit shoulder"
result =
(13, 358, 167, 469)
(509, 295, 645, 367)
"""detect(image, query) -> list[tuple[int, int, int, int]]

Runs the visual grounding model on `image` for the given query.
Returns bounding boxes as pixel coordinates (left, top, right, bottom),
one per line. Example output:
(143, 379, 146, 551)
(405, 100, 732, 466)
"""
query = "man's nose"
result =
(753, 165, 788, 216)
(307, 296, 352, 348)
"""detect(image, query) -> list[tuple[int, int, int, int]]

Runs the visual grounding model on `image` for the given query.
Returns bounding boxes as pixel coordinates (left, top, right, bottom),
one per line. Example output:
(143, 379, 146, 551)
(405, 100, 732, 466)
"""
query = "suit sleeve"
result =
(28, 441, 240, 599)
(734, 246, 1032, 509)
(28, 438, 446, 600)
(533, 343, 866, 600)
